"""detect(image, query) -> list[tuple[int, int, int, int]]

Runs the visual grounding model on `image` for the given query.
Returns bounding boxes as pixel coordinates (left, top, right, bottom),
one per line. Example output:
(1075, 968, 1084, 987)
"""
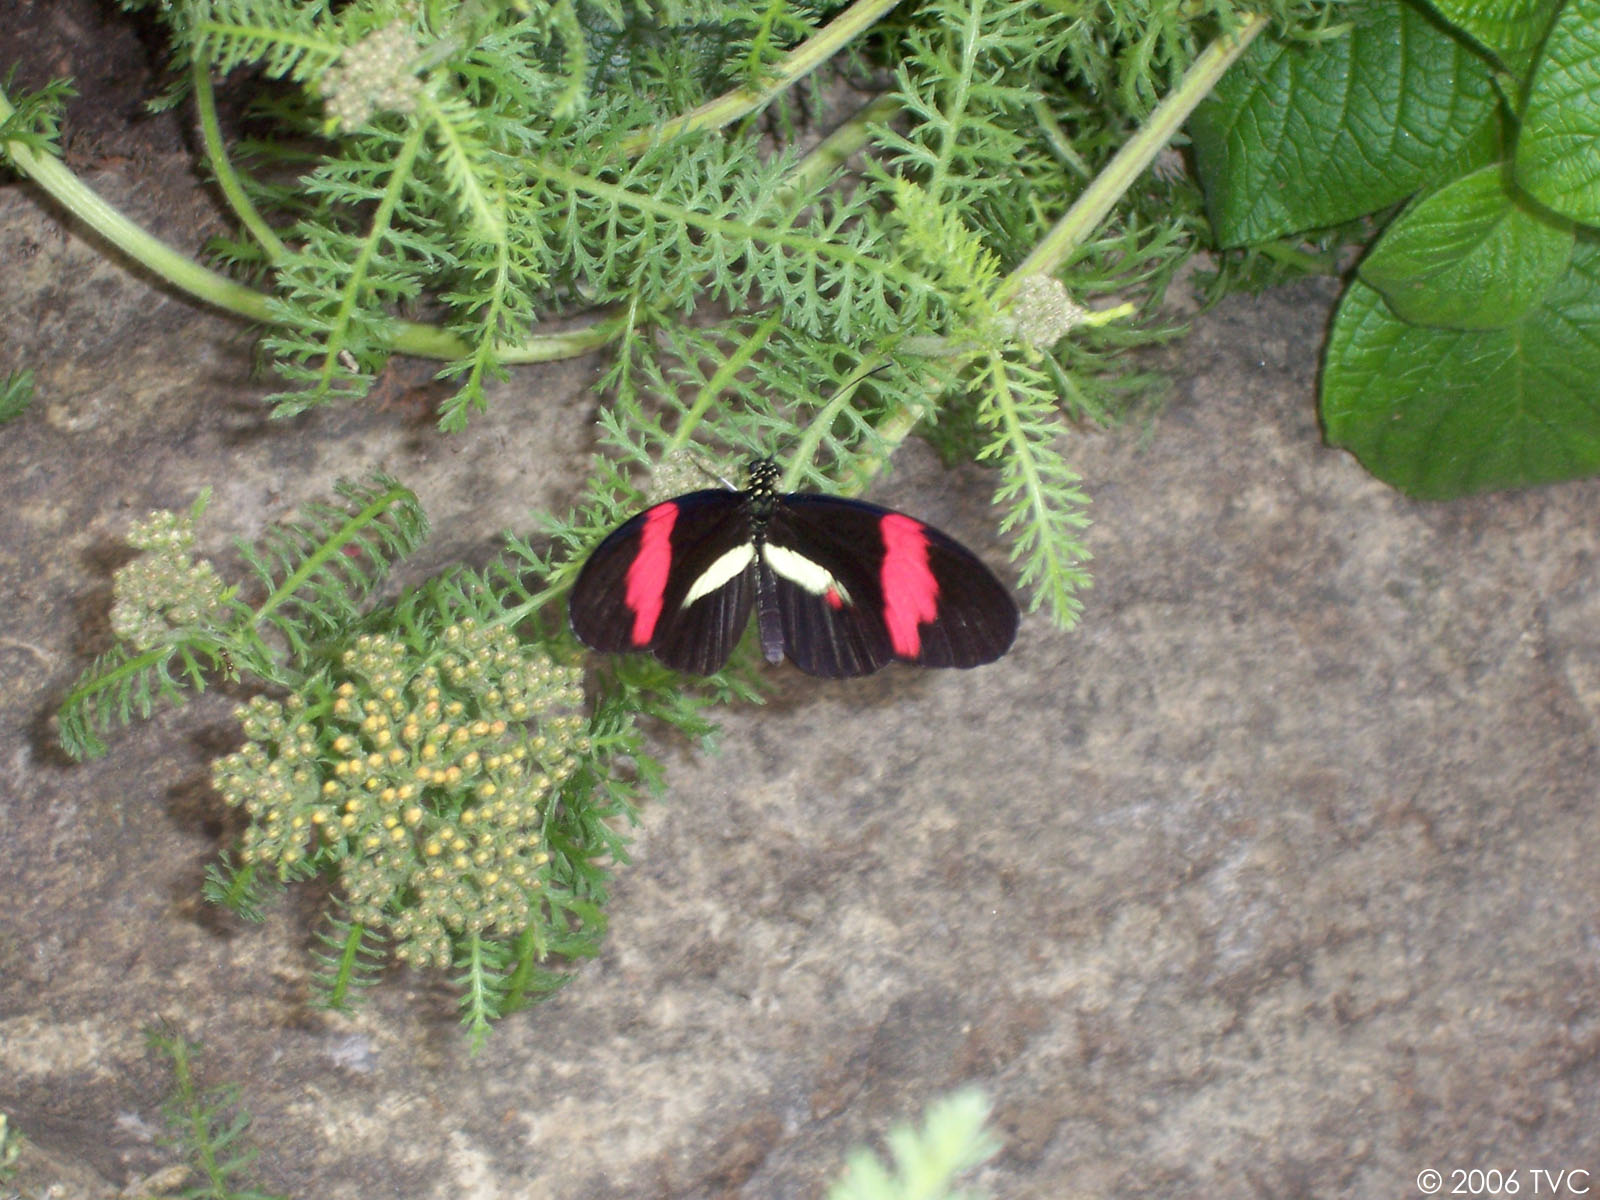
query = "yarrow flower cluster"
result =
(211, 621, 589, 969)
(1004, 274, 1088, 349)
(109, 506, 233, 649)
(320, 21, 424, 133)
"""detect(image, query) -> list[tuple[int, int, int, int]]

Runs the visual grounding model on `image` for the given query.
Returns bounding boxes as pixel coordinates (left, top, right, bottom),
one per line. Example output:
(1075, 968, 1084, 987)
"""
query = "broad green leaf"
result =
(1359, 163, 1574, 329)
(1190, 2, 1500, 247)
(1515, 0, 1600, 221)
(1423, 0, 1561, 76)
(1322, 240, 1600, 498)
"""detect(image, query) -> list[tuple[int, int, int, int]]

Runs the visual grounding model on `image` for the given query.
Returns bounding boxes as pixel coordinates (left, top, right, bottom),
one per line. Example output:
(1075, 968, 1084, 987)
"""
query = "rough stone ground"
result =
(4, 10, 1600, 1200)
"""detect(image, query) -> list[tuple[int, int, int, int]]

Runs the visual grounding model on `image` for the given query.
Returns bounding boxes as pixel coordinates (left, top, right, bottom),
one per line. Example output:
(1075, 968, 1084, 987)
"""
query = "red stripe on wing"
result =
(624, 503, 677, 645)
(879, 513, 939, 657)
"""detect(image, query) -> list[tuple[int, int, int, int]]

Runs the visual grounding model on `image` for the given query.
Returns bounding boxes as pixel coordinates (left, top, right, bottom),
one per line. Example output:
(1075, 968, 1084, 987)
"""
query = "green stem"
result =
(499, 318, 624, 364)
(622, 0, 906, 153)
(312, 120, 429, 393)
(780, 92, 903, 200)
(851, 14, 1272, 480)
(1, 92, 278, 324)
(1031, 97, 1092, 180)
(57, 642, 173, 717)
(924, 0, 984, 201)
(192, 62, 286, 264)
(0, 0, 911, 379)
(252, 482, 413, 627)
(528, 157, 928, 290)
(981, 353, 1069, 592)
(667, 313, 784, 452)
(0, 86, 604, 365)
(324, 920, 369, 1009)
(999, 12, 1269, 296)
(782, 358, 894, 492)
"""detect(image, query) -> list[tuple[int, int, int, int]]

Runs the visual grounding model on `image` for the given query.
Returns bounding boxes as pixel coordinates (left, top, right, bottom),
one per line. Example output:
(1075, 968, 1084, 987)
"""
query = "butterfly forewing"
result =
(901, 532, 1019, 667)
(568, 489, 757, 673)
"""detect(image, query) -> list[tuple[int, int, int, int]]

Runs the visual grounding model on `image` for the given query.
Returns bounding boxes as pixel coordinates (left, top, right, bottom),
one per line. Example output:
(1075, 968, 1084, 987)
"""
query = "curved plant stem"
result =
(1, 0, 909, 377)
(5, 8, 1264, 406)
(667, 312, 785, 453)
(192, 62, 286, 264)
(0, 86, 605, 365)
(310, 121, 431, 394)
(2, 88, 278, 324)
(781, 92, 903, 199)
(781, 358, 894, 492)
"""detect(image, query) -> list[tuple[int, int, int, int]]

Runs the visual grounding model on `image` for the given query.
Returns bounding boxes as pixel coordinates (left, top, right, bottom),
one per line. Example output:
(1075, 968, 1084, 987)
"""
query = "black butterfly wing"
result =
(568, 489, 757, 674)
(765, 495, 1019, 677)
(759, 502, 894, 678)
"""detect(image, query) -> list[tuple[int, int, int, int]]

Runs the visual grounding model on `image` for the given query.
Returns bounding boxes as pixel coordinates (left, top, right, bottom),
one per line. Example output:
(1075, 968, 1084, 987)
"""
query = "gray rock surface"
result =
(3, 140, 1599, 1200)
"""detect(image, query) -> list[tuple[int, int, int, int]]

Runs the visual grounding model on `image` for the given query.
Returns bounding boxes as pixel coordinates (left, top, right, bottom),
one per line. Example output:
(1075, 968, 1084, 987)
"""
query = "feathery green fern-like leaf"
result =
(827, 1087, 1000, 1200)
(240, 474, 427, 659)
(310, 907, 388, 1011)
(454, 932, 509, 1047)
(188, 0, 343, 84)
(976, 354, 1092, 625)
(0, 368, 35, 423)
(58, 643, 217, 761)
(202, 853, 282, 924)
(147, 1025, 289, 1200)
(0, 72, 74, 158)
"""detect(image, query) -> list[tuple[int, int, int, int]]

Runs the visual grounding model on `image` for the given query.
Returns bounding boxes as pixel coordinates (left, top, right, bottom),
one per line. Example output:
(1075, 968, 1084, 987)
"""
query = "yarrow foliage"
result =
(59, 477, 684, 1038)
(0, 0, 1272, 635)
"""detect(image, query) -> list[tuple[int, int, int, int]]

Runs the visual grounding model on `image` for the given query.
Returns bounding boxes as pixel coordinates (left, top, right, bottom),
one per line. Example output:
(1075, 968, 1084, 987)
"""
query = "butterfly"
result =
(568, 458, 1018, 677)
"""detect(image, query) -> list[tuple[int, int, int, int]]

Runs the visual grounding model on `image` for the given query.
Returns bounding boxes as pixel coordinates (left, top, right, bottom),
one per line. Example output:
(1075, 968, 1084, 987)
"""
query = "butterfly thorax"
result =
(744, 457, 781, 528)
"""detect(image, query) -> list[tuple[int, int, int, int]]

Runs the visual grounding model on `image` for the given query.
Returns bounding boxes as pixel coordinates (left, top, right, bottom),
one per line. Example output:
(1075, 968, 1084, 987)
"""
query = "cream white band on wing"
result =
(764, 543, 851, 603)
(681, 543, 756, 607)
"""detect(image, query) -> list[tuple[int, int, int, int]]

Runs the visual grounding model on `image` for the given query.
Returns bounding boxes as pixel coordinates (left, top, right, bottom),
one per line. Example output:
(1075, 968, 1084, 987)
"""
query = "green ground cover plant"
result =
(11, 0, 1596, 1035)
(8, 0, 1267, 1036)
(142, 1029, 1001, 1200)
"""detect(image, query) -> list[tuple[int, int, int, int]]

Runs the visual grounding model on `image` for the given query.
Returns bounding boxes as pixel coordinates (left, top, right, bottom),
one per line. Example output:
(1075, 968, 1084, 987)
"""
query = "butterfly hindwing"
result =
(765, 495, 1019, 677)
(760, 499, 894, 677)
(568, 489, 757, 673)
